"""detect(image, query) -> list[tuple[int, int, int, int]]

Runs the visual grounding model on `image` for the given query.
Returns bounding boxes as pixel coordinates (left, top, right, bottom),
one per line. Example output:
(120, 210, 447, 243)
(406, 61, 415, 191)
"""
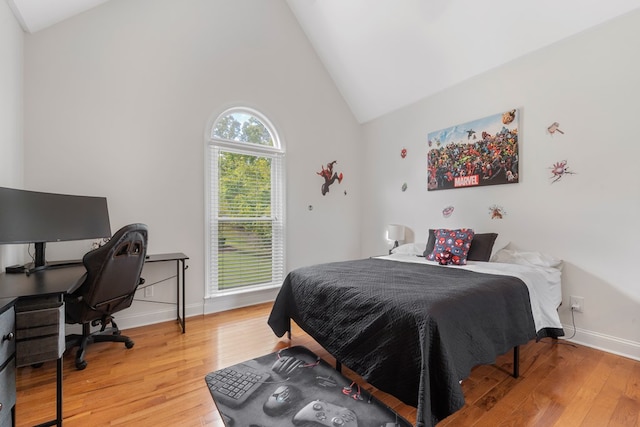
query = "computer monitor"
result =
(0, 186, 111, 272)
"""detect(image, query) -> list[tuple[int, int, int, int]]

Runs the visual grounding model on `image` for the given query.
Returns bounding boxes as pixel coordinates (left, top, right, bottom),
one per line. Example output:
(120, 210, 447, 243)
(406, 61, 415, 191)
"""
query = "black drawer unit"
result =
(15, 295, 64, 367)
(0, 302, 16, 427)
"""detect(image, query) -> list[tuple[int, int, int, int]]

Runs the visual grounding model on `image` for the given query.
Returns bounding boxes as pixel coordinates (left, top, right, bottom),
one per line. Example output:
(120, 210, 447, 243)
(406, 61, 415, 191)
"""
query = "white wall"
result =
(0, 0, 23, 269)
(361, 10, 640, 359)
(22, 0, 362, 324)
(14, 0, 639, 360)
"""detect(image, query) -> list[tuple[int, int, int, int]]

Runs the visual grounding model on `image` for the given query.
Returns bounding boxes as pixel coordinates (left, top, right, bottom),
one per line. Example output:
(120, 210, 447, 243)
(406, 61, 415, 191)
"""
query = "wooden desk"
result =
(0, 265, 84, 299)
(0, 268, 73, 427)
(0, 252, 188, 426)
(0, 252, 190, 332)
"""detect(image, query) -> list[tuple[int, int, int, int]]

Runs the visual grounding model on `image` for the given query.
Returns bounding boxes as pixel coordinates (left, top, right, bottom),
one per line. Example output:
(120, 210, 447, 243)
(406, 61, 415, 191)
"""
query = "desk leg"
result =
(182, 259, 186, 333)
(176, 260, 180, 331)
(32, 357, 63, 427)
(56, 357, 63, 426)
(177, 259, 186, 333)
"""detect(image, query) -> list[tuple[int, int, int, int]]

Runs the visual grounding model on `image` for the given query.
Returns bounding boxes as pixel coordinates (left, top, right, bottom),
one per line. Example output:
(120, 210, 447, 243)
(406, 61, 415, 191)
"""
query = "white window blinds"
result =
(207, 109, 284, 295)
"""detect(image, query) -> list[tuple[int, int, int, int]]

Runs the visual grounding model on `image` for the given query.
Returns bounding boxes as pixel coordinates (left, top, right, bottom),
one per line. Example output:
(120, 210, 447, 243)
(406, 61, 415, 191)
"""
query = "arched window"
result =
(206, 107, 285, 295)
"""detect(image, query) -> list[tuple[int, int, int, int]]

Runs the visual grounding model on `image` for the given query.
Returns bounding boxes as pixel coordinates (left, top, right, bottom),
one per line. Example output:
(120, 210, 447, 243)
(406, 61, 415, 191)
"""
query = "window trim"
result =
(204, 107, 285, 297)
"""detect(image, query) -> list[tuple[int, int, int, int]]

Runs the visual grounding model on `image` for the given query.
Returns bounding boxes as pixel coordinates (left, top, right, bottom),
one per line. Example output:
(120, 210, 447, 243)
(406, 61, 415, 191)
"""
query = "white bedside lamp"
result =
(387, 224, 405, 254)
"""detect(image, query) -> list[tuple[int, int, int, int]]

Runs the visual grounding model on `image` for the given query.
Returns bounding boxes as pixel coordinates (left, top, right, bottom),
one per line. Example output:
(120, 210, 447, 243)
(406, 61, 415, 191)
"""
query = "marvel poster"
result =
(427, 109, 519, 191)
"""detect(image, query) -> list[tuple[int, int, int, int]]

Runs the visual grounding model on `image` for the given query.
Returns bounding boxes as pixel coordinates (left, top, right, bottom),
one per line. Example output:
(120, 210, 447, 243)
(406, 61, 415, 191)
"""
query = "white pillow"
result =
(489, 236, 510, 261)
(491, 248, 562, 268)
(391, 242, 426, 256)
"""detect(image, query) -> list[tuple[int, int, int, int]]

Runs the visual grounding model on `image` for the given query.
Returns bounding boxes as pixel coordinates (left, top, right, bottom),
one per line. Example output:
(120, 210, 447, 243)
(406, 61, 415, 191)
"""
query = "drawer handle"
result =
(1, 332, 14, 342)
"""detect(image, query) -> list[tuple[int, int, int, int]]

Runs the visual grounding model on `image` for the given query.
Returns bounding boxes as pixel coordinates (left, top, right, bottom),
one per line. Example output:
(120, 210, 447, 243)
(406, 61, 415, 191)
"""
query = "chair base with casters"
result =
(65, 315, 134, 370)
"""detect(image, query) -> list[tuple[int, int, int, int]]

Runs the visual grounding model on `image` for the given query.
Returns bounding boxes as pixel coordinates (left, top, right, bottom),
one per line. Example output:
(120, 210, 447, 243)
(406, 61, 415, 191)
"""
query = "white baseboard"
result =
(110, 302, 204, 331)
(203, 286, 280, 315)
(101, 287, 280, 331)
(563, 323, 640, 362)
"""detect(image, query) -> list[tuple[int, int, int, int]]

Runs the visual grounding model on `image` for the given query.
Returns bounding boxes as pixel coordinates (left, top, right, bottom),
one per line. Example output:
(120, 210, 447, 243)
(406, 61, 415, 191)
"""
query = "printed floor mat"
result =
(205, 345, 412, 427)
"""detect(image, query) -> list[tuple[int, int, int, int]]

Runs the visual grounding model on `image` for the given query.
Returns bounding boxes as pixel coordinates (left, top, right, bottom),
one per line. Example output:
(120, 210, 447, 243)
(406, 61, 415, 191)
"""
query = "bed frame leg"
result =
(335, 361, 342, 373)
(513, 346, 520, 378)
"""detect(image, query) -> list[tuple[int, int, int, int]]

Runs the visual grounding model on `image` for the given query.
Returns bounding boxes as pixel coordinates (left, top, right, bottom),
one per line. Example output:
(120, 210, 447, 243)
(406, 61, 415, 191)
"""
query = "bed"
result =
(267, 239, 564, 427)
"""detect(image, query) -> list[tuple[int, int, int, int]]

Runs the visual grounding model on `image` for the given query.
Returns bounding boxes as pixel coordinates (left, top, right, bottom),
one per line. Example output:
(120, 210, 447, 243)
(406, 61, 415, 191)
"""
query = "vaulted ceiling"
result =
(7, 0, 640, 123)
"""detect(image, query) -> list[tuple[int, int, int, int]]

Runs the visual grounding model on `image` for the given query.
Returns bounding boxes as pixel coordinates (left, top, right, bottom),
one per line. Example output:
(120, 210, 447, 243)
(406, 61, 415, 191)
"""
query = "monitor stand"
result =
(24, 242, 48, 275)
(22, 243, 83, 275)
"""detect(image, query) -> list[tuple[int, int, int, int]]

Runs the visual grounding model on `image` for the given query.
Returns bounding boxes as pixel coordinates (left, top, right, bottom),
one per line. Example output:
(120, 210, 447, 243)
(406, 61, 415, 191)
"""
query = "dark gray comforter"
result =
(268, 258, 537, 427)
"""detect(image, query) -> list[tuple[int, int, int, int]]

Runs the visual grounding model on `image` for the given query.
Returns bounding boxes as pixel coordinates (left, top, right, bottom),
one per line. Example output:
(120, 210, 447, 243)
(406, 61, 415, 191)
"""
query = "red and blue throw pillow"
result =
(426, 229, 475, 265)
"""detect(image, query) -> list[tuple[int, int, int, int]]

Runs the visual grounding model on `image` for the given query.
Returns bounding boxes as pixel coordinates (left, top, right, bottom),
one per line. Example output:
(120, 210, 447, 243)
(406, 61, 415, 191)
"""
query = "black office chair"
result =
(65, 223, 148, 370)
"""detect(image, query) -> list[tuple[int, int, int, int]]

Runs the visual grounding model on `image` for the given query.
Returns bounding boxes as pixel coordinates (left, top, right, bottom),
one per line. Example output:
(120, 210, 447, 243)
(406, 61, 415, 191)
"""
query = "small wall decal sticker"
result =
(502, 110, 516, 125)
(442, 206, 455, 218)
(401, 182, 408, 192)
(317, 160, 343, 195)
(488, 205, 506, 219)
(547, 122, 564, 135)
(549, 160, 575, 183)
(401, 148, 407, 158)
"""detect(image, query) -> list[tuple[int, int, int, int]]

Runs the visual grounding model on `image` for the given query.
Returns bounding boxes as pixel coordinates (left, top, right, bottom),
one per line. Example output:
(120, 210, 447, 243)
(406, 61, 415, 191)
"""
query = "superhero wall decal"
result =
(547, 122, 564, 135)
(549, 160, 575, 183)
(317, 160, 344, 196)
(488, 205, 507, 219)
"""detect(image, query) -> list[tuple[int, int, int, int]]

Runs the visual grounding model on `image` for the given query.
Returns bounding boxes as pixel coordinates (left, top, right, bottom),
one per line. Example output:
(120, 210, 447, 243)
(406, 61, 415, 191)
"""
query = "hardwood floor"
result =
(15, 303, 640, 426)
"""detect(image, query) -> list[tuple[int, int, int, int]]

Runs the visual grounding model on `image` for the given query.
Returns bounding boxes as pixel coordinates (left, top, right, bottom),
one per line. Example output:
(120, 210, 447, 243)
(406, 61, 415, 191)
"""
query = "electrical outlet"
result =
(144, 285, 154, 298)
(570, 295, 584, 313)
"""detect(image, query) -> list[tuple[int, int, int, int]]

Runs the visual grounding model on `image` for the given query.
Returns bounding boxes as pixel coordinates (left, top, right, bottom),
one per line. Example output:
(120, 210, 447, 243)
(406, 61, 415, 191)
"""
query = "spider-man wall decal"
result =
(317, 160, 343, 195)
(549, 160, 575, 183)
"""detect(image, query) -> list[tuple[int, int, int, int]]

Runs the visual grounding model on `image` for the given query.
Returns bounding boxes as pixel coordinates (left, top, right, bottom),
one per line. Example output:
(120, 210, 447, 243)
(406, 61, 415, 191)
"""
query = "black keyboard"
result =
(205, 364, 271, 408)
